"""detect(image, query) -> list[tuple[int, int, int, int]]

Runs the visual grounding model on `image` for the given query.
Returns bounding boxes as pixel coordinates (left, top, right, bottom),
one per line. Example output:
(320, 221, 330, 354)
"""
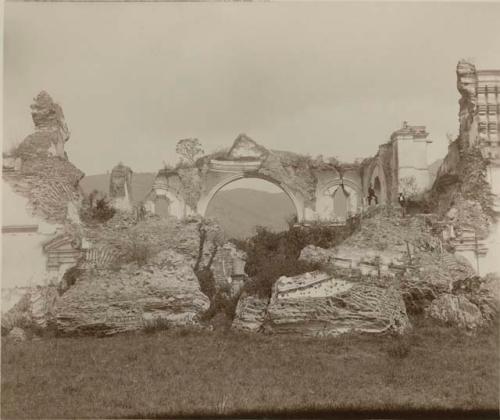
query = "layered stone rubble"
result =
(54, 250, 210, 336)
(232, 295, 269, 332)
(232, 271, 410, 336)
(271, 274, 409, 336)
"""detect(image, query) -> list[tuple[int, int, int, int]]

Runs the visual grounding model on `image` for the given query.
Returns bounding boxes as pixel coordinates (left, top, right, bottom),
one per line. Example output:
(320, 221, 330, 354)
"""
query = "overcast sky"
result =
(4, 2, 500, 182)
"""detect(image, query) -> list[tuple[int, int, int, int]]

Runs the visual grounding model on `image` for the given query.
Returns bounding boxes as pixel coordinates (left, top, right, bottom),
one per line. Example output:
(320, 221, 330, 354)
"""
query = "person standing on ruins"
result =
(398, 192, 406, 217)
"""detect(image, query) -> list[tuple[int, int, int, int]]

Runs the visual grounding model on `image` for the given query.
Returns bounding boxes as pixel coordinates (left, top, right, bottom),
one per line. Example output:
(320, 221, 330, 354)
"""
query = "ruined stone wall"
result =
(147, 131, 422, 222)
(378, 142, 397, 202)
(2, 92, 85, 312)
(5, 92, 84, 224)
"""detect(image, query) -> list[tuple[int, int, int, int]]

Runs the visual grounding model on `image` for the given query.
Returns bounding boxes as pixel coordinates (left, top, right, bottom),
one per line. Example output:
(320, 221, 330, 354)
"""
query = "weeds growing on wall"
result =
(429, 145, 496, 224)
(457, 146, 496, 220)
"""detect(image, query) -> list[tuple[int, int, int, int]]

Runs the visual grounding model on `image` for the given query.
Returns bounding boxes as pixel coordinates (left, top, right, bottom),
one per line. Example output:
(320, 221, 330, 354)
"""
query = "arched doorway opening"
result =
(204, 177, 298, 239)
(316, 179, 362, 222)
(368, 162, 387, 205)
(332, 187, 349, 219)
(373, 176, 382, 202)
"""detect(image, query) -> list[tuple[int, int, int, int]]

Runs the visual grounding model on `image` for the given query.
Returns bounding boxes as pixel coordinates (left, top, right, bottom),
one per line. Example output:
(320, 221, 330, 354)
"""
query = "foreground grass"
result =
(1, 320, 499, 418)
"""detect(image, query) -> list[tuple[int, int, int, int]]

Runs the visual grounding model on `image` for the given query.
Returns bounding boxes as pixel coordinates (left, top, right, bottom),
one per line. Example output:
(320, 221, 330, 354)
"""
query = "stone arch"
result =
(367, 162, 388, 204)
(316, 177, 363, 221)
(197, 173, 304, 222)
(332, 188, 348, 220)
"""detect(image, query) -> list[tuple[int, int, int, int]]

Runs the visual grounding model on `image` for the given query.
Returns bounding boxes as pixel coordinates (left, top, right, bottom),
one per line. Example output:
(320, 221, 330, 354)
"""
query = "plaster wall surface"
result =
(396, 138, 430, 191)
(2, 233, 48, 290)
(1, 180, 61, 310)
(398, 167, 431, 193)
(2, 180, 60, 234)
(154, 189, 186, 219)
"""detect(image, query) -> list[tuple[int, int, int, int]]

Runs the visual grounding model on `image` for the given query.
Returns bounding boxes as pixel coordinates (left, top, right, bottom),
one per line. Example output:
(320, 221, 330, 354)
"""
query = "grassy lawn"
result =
(1, 320, 499, 418)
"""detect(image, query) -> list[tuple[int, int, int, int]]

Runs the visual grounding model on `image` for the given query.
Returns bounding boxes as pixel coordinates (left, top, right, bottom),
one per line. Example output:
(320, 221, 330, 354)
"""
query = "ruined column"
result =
(109, 163, 133, 211)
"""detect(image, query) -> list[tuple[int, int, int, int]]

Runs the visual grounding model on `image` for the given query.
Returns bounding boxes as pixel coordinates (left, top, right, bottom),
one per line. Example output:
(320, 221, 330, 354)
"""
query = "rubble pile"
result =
(2, 205, 226, 337)
(265, 272, 410, 336)
(54, 249, 210, 336)
(1, 286, 59, 334)
(232, 272, 410, 336)
(343, 205, 439, 252)
(232, 294, 269, 332)
(298, 205, 498, 329)
(427, 294, 484, 330)
(82, 213, 223, 269)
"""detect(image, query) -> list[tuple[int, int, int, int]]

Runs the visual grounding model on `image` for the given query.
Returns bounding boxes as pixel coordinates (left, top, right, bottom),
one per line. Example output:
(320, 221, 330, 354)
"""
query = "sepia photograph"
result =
(1, 1, 499, 418)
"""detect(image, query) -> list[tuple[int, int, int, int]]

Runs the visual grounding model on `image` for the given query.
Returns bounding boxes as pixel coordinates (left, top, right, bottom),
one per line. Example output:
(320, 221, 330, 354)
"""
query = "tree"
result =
(399, 176, 420, 200)
(175, 138, 204, 165)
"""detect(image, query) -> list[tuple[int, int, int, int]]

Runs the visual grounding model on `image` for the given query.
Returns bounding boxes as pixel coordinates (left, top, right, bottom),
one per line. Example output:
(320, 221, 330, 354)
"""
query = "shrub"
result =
(234, 222, 357, 298)
(196, 267, 217, 301)
(59, 266, 85, 294)
(80, 190, 116, 224)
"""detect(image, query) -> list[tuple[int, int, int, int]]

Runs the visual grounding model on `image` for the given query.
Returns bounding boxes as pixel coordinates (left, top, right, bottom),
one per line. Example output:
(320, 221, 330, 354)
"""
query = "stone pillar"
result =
(109, 163, 133, 211)
(391, 122, 432, 193)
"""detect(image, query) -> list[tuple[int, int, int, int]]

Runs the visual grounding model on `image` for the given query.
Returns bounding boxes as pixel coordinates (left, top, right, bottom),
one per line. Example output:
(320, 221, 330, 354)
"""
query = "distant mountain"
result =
(80, 174, 294, 239)
(206, 188, 295, 239)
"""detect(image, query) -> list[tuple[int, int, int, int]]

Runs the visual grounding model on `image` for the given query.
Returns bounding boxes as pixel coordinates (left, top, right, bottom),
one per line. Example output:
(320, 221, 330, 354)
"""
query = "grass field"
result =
(1, 319, 499, 418)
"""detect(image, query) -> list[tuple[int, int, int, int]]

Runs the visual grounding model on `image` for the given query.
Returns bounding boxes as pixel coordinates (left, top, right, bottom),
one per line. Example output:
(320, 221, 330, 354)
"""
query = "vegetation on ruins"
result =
(458, 146, 496, 219)
(399, 176, 420, 200)
(175, 138, 205, 165)
(191, 220, 241, 328)
(429, 144, 496, 237)
(177, 166, 203, 210)
(79, 190, 116, 224)
(233, 218, 360, 298)
(59, 266, 85, 295)
(193, 221, 220, 301)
